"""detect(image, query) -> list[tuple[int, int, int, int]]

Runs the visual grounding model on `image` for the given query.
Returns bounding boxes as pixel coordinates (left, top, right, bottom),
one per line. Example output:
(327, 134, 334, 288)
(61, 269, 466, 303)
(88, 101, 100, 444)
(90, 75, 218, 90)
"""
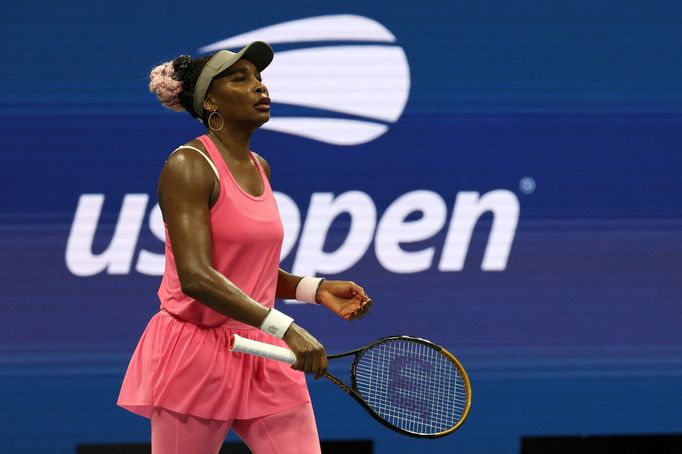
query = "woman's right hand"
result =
(283, 323, 328, 379)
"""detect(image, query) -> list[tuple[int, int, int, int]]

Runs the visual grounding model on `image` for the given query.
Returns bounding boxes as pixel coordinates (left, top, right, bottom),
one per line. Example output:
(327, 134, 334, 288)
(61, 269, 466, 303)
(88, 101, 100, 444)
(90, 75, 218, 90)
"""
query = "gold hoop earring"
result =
(208, 111, 224, 131)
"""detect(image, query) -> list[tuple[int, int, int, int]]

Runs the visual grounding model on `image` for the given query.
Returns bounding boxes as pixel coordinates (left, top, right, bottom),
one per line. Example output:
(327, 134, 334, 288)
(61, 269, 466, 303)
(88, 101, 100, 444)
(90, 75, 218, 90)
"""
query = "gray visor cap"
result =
(192, 41, 274, 118)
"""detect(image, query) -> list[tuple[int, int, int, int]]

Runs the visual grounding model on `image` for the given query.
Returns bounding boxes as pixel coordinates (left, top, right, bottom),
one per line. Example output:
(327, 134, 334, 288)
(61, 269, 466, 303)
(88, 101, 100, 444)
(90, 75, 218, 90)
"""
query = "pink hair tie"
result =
(149, 61, 184, 112)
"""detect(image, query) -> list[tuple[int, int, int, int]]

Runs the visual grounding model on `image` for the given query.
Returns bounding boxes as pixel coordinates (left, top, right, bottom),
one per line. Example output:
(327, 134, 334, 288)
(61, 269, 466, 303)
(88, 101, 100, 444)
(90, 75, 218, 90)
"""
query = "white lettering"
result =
(439, 190, 519, 271)
(66, 194, 148, 276)
(136, 203, 165, 275)
(66, 189, 520, 277)
(292, 191, 376, 276)
(375, 190, 447, 273)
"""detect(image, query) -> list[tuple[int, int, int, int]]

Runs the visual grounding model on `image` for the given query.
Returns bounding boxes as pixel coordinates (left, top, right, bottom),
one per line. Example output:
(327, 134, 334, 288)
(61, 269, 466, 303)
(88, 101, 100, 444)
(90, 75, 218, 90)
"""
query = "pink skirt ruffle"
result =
(117, 310, 310, 421)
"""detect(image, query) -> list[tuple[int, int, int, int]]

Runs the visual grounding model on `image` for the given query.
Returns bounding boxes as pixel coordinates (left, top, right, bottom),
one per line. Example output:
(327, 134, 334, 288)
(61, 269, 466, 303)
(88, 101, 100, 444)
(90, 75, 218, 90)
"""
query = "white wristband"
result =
(295, 276, 324, 304)
(259, 308, 294, 339)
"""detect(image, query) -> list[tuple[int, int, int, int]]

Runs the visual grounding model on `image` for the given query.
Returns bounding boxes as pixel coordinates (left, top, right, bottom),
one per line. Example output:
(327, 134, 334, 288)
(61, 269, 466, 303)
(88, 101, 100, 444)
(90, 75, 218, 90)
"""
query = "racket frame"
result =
(325, 335, 472, 438)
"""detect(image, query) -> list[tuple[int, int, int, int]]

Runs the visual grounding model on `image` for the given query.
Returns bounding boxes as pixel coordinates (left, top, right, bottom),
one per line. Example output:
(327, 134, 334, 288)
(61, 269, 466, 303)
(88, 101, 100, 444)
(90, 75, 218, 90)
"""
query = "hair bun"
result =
(172, 55, 192, 77)
(149, 61, 184, 112)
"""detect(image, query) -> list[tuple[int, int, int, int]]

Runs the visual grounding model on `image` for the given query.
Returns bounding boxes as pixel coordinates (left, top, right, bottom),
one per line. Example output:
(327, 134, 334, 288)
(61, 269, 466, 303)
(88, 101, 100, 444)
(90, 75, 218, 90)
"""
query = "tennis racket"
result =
(230, 334, 471, 438)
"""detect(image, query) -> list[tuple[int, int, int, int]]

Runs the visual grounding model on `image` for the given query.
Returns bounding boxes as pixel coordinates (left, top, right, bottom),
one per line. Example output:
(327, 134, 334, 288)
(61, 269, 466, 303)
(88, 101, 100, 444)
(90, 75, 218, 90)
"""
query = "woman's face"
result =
(204, 58, 270, 128)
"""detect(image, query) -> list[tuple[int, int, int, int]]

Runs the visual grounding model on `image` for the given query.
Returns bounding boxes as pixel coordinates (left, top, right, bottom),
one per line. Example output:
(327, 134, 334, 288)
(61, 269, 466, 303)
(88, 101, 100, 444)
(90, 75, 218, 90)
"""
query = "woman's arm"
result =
(276, 269, 303, 300)
(277, 269, 372, 319)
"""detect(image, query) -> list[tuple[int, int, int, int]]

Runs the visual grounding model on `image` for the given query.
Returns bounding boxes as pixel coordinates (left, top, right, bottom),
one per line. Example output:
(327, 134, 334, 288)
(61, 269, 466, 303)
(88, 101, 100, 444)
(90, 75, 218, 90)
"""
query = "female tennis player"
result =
(117, 41, 372, 454)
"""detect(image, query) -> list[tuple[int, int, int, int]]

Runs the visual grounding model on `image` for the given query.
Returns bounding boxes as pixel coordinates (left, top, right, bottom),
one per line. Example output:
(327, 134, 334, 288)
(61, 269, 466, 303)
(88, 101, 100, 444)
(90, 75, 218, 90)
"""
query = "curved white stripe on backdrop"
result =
(198, 16, 411, 145)
(265, 45, 410, 123)
(198, 15, 396, 53)
(262, 117, 388, 146)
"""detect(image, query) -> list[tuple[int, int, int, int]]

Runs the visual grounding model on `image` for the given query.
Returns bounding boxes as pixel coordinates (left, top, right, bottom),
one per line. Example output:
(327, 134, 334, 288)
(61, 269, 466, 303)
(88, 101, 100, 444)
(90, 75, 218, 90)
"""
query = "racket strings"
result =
(353, 339, 468, 435)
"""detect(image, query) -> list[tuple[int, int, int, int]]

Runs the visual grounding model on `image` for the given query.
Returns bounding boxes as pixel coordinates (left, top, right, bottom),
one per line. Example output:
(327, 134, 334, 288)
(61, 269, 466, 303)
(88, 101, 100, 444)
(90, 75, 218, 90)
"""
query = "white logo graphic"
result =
(199, 15, 411, 146)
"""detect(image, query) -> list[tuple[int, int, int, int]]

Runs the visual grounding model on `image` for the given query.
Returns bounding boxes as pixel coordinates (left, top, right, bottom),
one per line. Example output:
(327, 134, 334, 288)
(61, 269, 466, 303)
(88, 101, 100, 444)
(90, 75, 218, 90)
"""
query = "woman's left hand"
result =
(316, 280, 372, 321)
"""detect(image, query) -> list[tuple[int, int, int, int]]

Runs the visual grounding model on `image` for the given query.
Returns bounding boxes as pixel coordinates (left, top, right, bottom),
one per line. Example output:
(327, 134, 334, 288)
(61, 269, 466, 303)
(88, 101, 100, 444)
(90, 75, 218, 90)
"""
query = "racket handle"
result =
(229, 334, 297, 365)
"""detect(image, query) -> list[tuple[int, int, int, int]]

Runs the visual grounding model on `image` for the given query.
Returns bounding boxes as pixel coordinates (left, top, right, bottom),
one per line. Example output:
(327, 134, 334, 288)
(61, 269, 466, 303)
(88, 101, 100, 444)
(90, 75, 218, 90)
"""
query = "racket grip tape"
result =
(229, 334, 297, 365)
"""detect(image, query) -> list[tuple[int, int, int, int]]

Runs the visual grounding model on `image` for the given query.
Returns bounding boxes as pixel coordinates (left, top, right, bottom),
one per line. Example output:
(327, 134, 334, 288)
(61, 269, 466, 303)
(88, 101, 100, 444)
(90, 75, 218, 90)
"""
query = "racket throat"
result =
(324, 371, 353, 395)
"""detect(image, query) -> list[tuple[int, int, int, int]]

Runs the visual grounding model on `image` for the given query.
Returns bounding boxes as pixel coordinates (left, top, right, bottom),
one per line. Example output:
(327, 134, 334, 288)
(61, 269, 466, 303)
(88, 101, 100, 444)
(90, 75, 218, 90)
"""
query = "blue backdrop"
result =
(1, 1, 681, 453)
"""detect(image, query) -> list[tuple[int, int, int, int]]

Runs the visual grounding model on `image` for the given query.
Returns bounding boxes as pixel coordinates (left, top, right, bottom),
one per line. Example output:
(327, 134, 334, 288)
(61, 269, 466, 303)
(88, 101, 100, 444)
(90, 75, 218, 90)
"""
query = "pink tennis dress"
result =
(117, 135, 310, 420)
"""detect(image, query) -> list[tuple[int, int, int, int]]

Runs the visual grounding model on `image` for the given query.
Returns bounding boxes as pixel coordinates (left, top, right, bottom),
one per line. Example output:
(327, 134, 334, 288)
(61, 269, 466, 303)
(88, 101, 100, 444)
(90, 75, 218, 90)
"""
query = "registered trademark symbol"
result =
(519, 177, 536, 194)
